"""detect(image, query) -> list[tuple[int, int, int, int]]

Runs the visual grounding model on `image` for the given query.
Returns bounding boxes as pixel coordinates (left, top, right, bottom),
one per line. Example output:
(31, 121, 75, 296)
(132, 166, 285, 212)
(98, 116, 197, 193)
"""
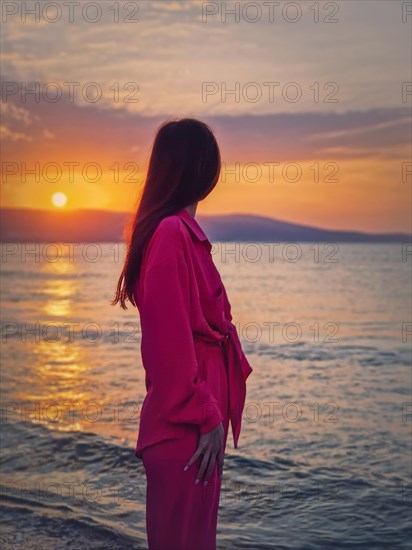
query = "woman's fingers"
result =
(203, 452, 218, 482)
(196, 451, 212, 483)
(184, 445, 203, 471)
(183, 422, 225, 483)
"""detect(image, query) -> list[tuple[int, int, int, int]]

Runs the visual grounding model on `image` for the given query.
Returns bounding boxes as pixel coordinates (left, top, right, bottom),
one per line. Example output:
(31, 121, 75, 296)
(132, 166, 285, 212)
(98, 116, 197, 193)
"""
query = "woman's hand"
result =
(184, 422, 224, 485)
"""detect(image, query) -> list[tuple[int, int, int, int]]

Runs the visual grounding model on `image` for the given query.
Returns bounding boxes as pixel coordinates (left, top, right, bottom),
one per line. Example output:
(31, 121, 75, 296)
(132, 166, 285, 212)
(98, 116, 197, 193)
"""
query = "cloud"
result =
(1, 102, 38, 125)
(42, 128, 55, 139)
(1, 77, 410, 165)
(1, 0, 408, 116)
(150, 1, 194, 11)
(0, 124, 32, 142)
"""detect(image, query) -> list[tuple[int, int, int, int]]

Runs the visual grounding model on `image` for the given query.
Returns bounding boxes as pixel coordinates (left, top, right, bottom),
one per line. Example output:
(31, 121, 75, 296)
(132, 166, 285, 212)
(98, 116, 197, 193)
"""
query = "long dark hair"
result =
(111, 117, 221, 310)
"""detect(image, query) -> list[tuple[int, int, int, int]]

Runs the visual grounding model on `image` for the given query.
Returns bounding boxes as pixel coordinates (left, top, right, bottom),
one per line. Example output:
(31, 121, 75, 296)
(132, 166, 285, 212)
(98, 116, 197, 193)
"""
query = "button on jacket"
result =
(133, 207, 253, 459)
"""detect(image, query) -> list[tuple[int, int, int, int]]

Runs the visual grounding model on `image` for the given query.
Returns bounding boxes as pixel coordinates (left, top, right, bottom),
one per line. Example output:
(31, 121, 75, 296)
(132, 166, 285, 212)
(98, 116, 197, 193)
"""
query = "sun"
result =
(51, 192, 68, 208)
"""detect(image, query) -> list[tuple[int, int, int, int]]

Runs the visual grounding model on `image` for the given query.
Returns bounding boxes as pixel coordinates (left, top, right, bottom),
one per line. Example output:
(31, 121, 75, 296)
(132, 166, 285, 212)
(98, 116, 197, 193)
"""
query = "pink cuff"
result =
(199, 402, 223, 434)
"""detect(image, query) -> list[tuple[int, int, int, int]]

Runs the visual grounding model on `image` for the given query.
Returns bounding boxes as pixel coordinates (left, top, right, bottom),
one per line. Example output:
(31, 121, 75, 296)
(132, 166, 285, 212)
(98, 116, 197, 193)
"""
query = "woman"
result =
(112, 118, 253, 550)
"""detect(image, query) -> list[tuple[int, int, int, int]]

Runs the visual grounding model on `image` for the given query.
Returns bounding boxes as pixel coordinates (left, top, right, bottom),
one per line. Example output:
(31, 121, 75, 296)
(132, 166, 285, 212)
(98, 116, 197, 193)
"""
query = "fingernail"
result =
(195, 479, 200, 485)
(183, 466, 188, 472)
(203, 480, 208, 486)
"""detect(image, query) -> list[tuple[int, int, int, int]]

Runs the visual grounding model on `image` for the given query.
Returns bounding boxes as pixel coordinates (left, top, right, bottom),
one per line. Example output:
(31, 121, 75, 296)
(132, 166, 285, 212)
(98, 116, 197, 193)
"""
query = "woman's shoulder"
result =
(145, 213, 190, 270)
(153, 213, 188, 245)
(156, 212, 182, 233)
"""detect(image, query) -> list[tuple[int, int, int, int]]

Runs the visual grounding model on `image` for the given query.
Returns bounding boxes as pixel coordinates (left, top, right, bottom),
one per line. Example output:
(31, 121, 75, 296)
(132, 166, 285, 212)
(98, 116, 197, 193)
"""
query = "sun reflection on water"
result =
(15, 255, 96, 431)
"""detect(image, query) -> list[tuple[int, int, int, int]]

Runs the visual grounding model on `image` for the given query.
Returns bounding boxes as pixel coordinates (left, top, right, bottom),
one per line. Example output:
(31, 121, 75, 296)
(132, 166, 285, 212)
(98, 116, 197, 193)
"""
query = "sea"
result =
(1, 242, 411, 549)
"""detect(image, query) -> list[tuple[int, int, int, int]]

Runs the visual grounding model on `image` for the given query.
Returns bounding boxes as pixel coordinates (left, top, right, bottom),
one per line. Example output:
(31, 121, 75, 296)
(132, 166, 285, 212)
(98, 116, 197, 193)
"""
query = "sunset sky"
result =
(1, 0, 411, 232)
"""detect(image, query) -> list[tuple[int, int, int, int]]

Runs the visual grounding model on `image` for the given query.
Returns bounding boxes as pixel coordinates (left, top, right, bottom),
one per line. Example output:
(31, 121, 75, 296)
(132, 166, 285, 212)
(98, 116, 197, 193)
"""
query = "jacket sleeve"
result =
(139, 223, 223, 434)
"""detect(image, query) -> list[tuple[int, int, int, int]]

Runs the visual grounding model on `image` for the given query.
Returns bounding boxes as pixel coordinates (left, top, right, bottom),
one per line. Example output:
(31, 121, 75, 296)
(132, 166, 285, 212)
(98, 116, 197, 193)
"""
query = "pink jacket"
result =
(132, 207, 253, 459)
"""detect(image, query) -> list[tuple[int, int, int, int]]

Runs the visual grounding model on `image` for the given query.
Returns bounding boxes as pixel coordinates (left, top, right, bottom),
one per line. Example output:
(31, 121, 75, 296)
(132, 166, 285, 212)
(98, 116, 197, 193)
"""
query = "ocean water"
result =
(1, 242, 411, 549)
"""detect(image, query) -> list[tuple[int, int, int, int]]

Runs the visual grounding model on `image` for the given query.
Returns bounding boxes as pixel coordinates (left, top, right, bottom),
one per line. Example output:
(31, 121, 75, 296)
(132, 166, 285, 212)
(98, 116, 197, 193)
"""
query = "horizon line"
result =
(1, 206, 410, 237)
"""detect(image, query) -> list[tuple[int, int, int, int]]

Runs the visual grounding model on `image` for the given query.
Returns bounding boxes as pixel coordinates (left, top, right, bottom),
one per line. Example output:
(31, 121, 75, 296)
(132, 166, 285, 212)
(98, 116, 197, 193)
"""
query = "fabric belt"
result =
(193, 331, 229, 347)
(193, 328, 248, 449)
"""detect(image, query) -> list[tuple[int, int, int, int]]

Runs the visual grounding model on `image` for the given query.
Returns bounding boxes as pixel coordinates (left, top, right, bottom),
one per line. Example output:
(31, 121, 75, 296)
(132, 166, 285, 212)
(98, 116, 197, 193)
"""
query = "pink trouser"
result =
(141, 342, 230, 550)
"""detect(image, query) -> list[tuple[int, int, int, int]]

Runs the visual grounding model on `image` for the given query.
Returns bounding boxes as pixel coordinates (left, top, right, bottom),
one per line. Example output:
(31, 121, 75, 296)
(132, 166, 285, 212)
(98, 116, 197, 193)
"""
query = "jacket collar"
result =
(176, 207, 212, 251)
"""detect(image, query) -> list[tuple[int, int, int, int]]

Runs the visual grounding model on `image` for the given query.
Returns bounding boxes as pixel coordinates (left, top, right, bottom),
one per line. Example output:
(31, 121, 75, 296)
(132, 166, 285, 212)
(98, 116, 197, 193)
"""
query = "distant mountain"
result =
(202, 213, 410, 243)
(0, 208, 410, 243)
